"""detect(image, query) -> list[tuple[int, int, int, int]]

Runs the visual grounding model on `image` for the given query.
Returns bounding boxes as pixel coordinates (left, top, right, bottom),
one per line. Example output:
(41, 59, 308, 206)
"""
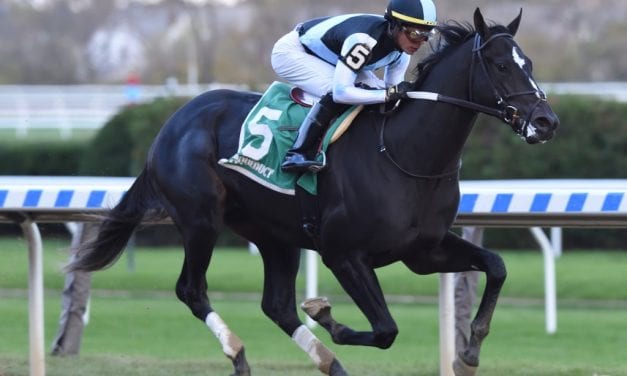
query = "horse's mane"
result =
(413, 21, 511, 87)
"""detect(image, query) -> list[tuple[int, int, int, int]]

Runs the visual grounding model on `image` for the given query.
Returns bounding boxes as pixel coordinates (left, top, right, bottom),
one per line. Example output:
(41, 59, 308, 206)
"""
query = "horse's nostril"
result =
(535, 117, 556, 131)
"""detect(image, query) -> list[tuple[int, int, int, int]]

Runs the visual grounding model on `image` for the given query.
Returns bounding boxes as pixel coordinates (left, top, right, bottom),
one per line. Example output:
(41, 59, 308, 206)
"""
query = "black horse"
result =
(70, 9, 558, 376)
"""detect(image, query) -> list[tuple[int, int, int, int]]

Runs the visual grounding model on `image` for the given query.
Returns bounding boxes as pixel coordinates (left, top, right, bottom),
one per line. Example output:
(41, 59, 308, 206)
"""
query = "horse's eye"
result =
(496, 63, 507, 72)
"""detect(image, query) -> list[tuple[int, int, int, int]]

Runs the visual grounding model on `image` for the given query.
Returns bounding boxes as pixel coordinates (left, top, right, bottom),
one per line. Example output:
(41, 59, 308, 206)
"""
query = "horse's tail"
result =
(67, 168, 164, 272)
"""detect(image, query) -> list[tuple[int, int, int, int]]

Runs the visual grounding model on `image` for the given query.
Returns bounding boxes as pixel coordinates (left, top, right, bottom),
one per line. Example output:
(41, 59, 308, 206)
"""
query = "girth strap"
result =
(295, 183, 322, 247)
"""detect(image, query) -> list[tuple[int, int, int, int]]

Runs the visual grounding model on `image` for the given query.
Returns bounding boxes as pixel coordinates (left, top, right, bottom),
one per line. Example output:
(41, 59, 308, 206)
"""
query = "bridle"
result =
(406, 33, 547, 134)
(468, 33, 547, 136)
(379, 32, 547, 179)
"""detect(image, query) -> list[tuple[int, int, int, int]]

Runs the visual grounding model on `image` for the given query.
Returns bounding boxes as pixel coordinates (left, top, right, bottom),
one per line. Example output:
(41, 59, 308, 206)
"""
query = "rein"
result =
(378, 115, 461, 179)
(405, 90, 506, 119)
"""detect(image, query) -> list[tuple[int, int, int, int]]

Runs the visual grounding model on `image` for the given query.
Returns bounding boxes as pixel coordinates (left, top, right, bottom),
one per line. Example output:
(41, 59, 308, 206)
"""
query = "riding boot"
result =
(281, 93, 349, 173)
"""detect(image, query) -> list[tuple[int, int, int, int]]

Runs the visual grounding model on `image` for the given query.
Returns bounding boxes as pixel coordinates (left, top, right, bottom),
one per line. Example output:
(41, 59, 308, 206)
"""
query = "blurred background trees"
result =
(1, 0, 626, 87)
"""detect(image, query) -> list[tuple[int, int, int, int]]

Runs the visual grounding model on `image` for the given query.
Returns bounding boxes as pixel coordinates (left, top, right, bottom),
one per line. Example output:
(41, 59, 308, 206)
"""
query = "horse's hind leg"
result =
(402, 231, 507, 376)
(176, 256, 249, 376)
(254, 240, 347, 376)
(158, 169, 250, 376)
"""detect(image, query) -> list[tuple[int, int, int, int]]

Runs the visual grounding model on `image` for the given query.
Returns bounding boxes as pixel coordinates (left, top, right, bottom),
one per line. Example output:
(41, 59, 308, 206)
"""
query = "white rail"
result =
(0, 84, 247, 138)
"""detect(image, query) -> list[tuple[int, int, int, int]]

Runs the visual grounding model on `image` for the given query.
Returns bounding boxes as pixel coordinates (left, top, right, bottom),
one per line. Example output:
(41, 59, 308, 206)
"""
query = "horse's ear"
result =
(473, 8, 490, 39)
(507, 8, 523, 36)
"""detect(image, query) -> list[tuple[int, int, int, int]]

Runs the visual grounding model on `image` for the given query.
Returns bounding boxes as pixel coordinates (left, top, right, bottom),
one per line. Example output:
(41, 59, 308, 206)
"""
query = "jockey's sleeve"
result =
(384, 53, 411, 87)
(332, 34, 387, 105)
(332, 63, 386, 104)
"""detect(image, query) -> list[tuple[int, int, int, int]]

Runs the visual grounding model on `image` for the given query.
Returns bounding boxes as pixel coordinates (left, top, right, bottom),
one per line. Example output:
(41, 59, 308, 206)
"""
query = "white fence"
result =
(0, 82, 625, 139)
(0, 83, 246, 138)
(542, 81, 627, 102)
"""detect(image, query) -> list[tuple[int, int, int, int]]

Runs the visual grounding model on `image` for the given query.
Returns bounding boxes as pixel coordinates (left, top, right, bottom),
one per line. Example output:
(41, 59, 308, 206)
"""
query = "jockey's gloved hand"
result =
(355, 82, 377, 90)
(385, 81, 413, 102)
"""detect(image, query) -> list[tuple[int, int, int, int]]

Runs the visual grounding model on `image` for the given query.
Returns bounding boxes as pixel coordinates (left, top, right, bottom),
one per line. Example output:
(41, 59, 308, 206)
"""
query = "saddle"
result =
(289, 87, 315, 108)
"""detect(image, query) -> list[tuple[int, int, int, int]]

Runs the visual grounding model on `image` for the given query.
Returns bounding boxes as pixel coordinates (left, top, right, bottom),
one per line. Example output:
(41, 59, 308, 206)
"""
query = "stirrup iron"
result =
(307, 152, 326, 173)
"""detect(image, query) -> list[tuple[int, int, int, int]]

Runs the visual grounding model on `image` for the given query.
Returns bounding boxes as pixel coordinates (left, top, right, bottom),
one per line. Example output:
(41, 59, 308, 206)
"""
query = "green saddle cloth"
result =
(218, 81, 358, 195)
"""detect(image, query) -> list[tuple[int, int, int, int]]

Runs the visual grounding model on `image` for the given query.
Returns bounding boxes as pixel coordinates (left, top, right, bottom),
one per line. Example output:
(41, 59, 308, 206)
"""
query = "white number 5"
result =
(240, 106, 282, 160)
(344, 44, 371, 71)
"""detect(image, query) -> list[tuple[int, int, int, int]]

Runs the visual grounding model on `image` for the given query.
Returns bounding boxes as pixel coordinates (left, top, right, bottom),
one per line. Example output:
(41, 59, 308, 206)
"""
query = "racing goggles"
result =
(401, 26, 434, 42)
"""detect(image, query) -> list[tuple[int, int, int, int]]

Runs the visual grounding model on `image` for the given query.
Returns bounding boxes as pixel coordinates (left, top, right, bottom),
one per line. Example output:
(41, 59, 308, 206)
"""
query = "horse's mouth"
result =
(523, 115, 559, 144)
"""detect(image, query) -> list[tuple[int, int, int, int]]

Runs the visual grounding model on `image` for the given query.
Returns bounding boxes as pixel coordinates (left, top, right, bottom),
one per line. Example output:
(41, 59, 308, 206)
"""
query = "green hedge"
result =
(461, 95, 627, 180)
(80, 98, 189, 176)
(9, 94, 620, 182)
(84, 94, 626, 181)
(0, 141, 84, 175)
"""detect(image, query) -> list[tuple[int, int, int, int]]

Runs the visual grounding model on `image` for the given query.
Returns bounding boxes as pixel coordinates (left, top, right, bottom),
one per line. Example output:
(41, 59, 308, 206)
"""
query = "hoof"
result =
(301, 297, 331, 320)
(453, 356, 478, 376)
(329, 358, 349, 376)
(230, 347, 251, 376)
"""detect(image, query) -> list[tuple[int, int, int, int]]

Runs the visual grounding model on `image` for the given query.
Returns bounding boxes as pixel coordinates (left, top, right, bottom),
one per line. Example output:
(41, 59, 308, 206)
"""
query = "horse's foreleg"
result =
(257, 242, 347, 376)
(300, 296, 348, 345)
(310, 253, 398, 349)
(455, 248, 506, 375)
(402, 232, 506, 376)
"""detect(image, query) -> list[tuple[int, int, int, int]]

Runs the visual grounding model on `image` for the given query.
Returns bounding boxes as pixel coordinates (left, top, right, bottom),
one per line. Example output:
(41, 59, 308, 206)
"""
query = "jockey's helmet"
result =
(384, 0, 438, 29)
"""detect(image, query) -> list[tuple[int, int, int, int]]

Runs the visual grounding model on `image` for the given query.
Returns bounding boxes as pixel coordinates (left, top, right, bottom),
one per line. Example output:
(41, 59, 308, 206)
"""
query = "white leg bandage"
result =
(292, 325, 336, 374)
(205, 312, 242, 359)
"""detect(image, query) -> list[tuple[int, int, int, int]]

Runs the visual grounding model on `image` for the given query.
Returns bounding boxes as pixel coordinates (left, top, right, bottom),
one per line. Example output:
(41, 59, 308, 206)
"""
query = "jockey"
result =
(271, 0, 438, 173)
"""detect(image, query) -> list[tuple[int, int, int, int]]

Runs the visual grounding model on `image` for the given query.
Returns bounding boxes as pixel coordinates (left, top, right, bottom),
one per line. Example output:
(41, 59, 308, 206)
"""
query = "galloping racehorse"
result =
(70, 9, 559, 376)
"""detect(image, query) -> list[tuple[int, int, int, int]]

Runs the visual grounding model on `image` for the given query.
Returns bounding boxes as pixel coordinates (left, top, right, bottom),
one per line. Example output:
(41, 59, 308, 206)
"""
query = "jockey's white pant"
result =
(271, 30, 385, 99)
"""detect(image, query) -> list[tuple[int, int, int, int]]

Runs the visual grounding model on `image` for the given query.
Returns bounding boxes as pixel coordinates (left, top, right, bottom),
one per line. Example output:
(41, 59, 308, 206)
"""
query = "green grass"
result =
(1, 237, 627, 375)
(0, 297, 625, 376)
(1, 237, 627, 301)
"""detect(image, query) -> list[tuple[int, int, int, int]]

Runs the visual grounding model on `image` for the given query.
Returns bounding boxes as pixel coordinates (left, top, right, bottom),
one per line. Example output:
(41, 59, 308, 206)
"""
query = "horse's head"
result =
(470, 8, 559, 144)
